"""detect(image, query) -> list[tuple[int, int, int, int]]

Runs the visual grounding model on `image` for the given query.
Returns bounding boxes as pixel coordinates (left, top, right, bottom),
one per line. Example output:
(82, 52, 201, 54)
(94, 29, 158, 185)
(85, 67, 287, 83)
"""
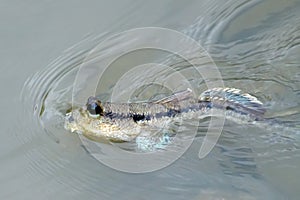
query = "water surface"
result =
(1, 0, 300, 199)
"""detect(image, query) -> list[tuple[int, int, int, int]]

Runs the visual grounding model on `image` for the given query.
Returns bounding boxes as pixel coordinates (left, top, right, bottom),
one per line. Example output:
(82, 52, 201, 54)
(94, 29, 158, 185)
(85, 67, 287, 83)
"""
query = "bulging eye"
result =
(86, 97, 104, 117)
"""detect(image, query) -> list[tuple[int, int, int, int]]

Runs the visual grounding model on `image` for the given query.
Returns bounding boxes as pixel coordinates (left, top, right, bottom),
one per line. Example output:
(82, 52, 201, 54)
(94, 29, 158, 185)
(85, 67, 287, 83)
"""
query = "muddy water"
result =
(1, 0, 300, 199)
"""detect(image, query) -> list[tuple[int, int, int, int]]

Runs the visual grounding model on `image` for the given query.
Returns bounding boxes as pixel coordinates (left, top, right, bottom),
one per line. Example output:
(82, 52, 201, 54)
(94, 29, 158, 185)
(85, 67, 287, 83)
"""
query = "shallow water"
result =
(1, 0, 300, 199)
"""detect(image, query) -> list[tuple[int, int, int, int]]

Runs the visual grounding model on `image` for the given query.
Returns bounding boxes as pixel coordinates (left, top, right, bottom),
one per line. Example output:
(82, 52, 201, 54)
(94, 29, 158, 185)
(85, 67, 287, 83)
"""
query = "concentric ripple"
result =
(18, 0, 300, 198)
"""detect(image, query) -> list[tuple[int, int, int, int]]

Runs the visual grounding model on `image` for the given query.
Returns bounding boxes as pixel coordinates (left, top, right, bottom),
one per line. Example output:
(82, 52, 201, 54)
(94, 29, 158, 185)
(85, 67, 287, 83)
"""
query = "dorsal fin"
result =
(152, 88, 193, 105)
(199, 87, 266, 116)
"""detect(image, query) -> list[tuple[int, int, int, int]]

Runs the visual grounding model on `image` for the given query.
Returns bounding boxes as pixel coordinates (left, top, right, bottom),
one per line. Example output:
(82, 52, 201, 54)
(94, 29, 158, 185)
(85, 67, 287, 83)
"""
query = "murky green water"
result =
(1, 0, 300, 199)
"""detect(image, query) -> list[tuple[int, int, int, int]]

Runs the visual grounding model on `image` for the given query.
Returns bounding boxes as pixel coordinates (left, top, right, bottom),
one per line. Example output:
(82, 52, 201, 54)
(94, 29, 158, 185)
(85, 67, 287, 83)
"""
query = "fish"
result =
(64, 87, 266, 143)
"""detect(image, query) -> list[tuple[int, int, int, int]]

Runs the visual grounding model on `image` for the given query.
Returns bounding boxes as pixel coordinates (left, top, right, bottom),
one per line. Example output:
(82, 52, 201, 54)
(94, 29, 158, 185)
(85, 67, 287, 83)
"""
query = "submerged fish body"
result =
(65, 88, 265, 142)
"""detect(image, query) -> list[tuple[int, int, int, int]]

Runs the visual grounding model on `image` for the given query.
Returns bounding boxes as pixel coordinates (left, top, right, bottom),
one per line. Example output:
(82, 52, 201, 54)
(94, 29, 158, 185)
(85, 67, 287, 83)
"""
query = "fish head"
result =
(65, 97, 137, 142)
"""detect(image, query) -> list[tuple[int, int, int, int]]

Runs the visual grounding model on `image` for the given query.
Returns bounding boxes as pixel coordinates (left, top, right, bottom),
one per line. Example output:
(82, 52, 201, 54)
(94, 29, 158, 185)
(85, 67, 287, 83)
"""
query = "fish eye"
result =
(86, 97, 104, 117)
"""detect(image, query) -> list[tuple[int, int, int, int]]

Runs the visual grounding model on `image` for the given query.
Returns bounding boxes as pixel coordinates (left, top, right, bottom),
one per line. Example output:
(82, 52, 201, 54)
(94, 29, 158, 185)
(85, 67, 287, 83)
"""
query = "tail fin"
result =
(199, 88, 266, 118)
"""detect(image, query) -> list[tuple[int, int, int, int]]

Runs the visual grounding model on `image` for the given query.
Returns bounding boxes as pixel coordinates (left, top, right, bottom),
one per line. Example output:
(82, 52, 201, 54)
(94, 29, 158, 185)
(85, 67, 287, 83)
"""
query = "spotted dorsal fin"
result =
(199, 87, 266, 116)
(152, 88, 193, 105)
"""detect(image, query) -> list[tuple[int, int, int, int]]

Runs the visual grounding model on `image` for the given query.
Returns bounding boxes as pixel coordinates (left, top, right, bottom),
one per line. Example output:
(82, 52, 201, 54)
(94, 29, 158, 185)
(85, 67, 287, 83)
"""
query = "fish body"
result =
(65, 88, 265, 142)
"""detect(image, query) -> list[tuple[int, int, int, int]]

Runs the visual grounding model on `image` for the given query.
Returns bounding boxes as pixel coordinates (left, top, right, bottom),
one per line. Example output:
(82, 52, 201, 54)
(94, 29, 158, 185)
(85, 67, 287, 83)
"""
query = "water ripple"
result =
(17, 0, 300, 199)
